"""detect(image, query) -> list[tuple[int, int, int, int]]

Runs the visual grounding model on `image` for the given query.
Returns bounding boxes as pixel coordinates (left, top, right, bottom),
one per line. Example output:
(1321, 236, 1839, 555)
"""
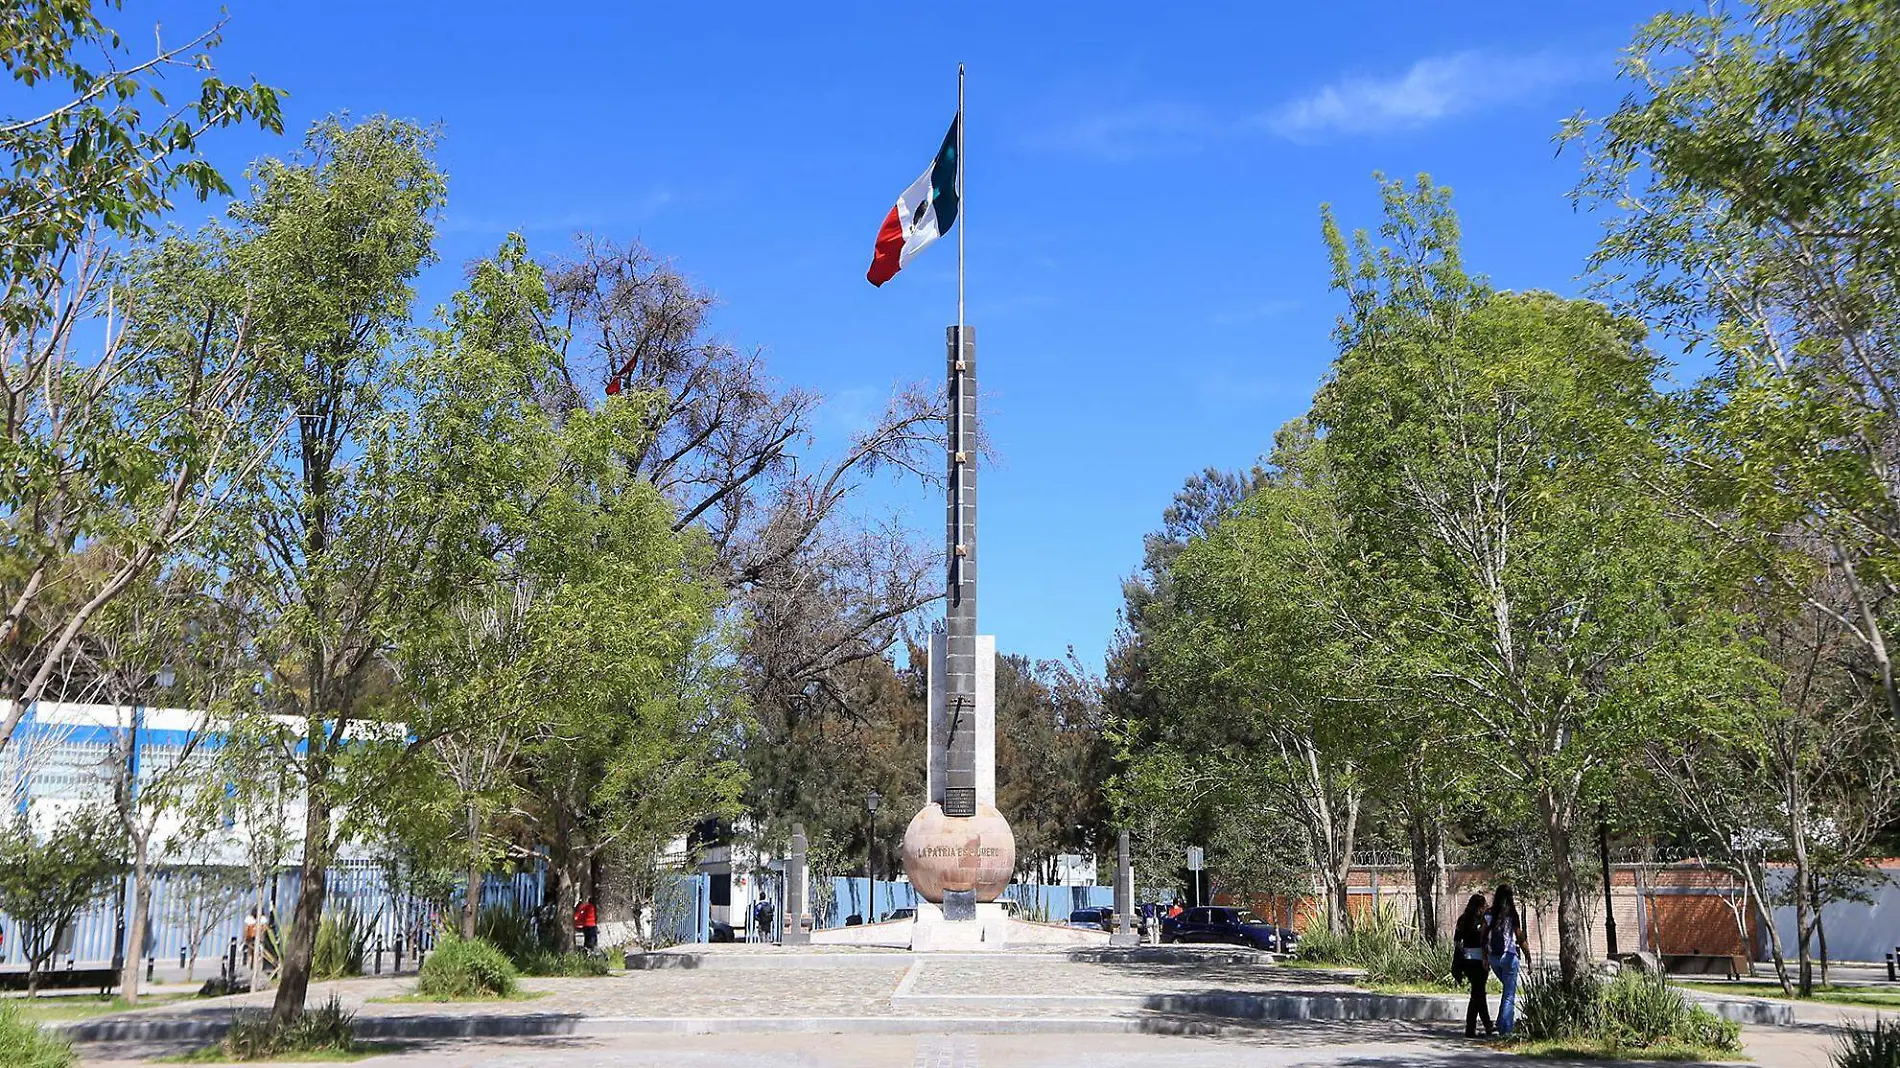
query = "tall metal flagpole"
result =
(950, 60, 967, 666)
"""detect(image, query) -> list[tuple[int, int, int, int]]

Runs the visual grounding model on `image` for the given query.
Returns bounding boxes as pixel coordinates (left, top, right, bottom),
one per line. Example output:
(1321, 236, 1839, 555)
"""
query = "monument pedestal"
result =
(909, 901, 1013, 952)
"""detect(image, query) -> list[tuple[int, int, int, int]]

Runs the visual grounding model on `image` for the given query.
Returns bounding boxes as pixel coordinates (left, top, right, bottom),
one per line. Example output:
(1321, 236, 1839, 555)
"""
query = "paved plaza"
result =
(53, 949, 1857, 1066)
(75, 1024, 1846, 1068)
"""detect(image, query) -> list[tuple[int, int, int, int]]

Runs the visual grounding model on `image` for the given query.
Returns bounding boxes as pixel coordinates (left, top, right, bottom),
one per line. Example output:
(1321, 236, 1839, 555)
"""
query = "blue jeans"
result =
(1491, 954, 1521, 1035)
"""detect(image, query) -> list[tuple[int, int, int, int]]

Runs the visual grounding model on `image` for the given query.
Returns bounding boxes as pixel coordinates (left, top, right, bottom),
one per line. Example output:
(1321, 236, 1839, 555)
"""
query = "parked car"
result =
(883, 907, 917, 922)
(1067, 906, 1114, 930)
(1160, 906, 1297, 951)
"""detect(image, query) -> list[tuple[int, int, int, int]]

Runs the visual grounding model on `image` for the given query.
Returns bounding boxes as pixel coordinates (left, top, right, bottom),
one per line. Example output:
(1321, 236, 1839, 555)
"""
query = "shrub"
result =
(1292, 904, 1456, 988)
(1600, 969, 1693, 1046)
(517, 948, 611, 977)
(415, 935, 518, 999)
(0, 1002, 74, 1068)
(476, 903, 543, 964)
(1519, 968, 1742, 1053)
(1835, 1016, 1900, 1068)
(221, 996, 355, 1060)
(1519, 970, 1602, 1041)
(312, 904, 371, 980)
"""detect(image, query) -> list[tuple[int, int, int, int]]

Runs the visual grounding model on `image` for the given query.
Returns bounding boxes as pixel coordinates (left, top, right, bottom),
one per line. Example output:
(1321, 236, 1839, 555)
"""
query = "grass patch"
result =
(206, 995, 358, 1062)
(0, 1001, 73, 1068)
(368, 988, 551, 1004)
(8, 993, 195, 1024)
(1361, 979, 1465, 995)
(1677, 980, 1900, 1009)
(157, 1045, 393, 1064)
(1512, 1037, 1748, 1062)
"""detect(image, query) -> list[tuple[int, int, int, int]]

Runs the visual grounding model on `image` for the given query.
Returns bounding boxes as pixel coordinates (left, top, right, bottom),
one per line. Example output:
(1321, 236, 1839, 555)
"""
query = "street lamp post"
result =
(866, 790, 882, 922)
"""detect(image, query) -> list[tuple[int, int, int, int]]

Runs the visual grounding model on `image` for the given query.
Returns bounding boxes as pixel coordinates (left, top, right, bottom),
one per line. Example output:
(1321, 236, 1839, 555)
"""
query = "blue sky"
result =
(147, 0, 1670, 671)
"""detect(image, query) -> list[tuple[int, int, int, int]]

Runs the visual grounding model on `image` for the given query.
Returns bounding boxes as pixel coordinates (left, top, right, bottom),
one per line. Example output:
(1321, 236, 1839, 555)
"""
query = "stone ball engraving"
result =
(900, 801, 1016, 903)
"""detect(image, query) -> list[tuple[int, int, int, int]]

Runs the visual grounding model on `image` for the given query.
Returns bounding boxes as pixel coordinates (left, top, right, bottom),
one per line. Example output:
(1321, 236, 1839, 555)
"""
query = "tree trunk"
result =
(548, 803, 581, 952)
(462, 800, 482, 940)
(1538, 787, 1591, 985)
(1407, 813, 1444, 942)
(249, 886, 267, 994)
(1812, 872, 1830, 988)
(1742, 862, 1794, 997)
(121, 838, 152, 1003)
(1791, 838, 1815, 997)
(271, 782, 332, 1023)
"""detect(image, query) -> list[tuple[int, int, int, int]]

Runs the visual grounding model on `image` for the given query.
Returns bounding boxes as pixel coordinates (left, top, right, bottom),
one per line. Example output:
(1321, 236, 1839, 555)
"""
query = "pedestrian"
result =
(1453, 893, 1496, 1037)
(574, 898, 599, 952)
(1486, 884, 1525, 1036)
(752, 892, 775, 944)
(1166, 897, 1184, 919)
(242, 909, 259, 966)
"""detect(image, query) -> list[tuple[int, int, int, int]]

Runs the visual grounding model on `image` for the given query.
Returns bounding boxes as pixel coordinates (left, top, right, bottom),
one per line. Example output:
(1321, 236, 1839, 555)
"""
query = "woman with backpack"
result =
(1486, 884, 1525, 1036)
(1452, 893, 1496, 1037)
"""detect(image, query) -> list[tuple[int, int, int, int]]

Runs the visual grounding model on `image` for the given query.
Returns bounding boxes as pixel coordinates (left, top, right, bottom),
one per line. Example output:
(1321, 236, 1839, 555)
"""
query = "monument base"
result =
(908, 901, 1013, 952)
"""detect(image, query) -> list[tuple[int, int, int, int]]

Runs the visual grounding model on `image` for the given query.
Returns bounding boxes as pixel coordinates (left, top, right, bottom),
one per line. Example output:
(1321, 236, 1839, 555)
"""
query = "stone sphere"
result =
(900, 801, 1016, 903)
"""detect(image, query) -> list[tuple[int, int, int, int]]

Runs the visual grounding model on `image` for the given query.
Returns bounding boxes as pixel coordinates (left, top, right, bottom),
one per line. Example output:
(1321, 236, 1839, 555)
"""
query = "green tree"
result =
(1571, 0, 1900, 995)
(1316, 177, 1752, 984)
(1569, 0, 1900, 721)
(995, 653, 1113, 884)
(1136, 426, 1379, 932)
(0, 2, 280, 751)
(387, 235, 746, 944)
(215, 115, 448, 1023)
(0, 806, 123, 996)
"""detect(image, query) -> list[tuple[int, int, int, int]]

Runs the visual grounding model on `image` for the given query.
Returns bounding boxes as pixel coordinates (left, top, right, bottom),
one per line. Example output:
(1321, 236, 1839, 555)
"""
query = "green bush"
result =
(0, 1002, 74, 1068)
(1292, 905, 1456, 988)
(1519, 968, 1741, 1053)
(475, 904, 608, 976)
(311, 903, 371, 979)
(476, 903, 543, 963)
(1519, 970, 1602, 1042)
(415, 935, 519, 999)
(517, 948, 611, 977)
(221, 996, 355, 1060)
(1834, 1016, 1900, 1068)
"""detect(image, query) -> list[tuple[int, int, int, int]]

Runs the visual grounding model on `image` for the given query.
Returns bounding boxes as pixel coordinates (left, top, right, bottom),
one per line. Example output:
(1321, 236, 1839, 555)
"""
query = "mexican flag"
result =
(866, 116, 960, 287)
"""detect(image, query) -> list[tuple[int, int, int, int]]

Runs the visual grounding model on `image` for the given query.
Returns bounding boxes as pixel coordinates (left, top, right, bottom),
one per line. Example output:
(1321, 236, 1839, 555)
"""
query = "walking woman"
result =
(1453, 893, 1495, 1037)
(1487, 884, 1525, 1036)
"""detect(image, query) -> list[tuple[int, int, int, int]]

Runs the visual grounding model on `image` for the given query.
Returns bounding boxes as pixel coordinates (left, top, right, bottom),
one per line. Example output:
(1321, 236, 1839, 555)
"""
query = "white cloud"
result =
(1026, 102, 1221, 162)
(1263, 51, 1592, 138)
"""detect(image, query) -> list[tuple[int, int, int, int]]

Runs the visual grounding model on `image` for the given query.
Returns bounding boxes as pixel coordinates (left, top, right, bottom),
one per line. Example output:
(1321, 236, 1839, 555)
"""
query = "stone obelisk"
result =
(900, 325, 1016, 918)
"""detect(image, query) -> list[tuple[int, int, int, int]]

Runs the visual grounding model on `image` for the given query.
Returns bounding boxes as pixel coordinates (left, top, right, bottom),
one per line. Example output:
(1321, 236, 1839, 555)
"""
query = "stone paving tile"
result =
(909, 959, 1359, 998)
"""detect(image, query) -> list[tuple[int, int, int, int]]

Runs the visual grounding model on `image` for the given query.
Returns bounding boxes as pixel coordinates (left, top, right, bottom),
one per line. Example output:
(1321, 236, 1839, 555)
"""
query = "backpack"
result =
(1487, 913, 1517, 958)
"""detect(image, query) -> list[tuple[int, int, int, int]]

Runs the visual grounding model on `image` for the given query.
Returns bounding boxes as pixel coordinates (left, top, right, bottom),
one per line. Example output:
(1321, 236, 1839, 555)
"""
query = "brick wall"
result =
(1226, 861, 1753, 962)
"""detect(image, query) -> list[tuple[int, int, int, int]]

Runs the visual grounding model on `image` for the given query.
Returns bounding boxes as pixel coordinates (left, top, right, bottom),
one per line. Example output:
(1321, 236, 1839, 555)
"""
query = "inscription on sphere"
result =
(901, 801, 1016, 903)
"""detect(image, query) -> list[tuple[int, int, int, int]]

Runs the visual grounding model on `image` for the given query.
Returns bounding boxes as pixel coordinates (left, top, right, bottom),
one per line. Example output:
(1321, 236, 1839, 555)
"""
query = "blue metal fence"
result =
(0, 861, 542, 973)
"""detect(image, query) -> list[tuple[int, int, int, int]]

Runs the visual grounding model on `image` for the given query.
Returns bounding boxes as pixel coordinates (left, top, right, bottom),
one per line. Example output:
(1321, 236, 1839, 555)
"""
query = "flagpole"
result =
(957, 63, 965, 339)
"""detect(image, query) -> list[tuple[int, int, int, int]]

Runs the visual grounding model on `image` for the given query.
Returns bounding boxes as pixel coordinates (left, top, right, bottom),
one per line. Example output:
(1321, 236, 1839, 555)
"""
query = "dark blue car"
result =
(1161, 906, 1298, 951)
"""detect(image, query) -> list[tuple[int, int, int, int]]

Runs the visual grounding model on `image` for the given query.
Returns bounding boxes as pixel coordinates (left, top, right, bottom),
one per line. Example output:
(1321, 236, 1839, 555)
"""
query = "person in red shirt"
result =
(1166, 898, 1185, 919)
(574, 899, 598, 951)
